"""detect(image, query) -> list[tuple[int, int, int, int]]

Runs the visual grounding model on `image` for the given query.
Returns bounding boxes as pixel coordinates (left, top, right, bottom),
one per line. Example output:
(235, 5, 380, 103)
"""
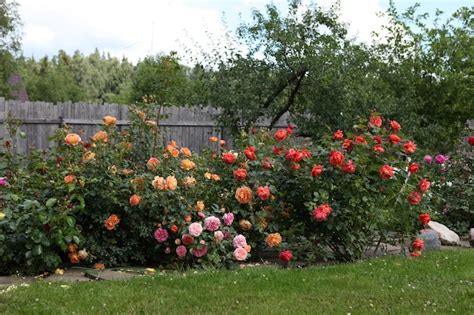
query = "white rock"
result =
(426, 221, 461, 246)
(470, 228, 474, 247)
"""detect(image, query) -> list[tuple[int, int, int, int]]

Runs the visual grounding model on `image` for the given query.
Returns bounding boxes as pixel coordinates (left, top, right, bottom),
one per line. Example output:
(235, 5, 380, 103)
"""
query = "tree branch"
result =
(262, 67, 307, 109)
(269, 69, 306, 128)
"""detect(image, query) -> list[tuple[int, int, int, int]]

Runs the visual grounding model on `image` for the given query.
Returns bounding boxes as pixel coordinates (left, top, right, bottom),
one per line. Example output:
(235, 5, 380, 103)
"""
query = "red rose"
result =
(355, 136, 367, 144)
(329, 150, 345, 166)
(390, 120, 401, 132)
(290, 162, 301, 170)
(410, 250, 422, 257)
(312, 204, 333, 222)
(469, 136, 474, 146)
(407, 191, 422, 205)
(333, 130, 344, 140)
(388, 134, 401, 144)
(279, 250, 293, 263)
(374, 135, 382, 144)
(408, 163, 419, 173)
(370, 115, 382, 128)
(286, 149, 303, 162)
(418, 212, 431, 225)
(404, 141, 417, 154)
(261, 158, 273, 170)
(287, 123, 296, 134)
(222, 152, 237, 164)
(373, 145, 385, 153)
(412, 239, 424, 251)
(181, 234, 194, 246)
(311, 164, 323, 177)
(342, 139, 353, 150)
(244, 146, 257, 160)
(418, 179, 431, 192)
(274, 129, 288, 142)
(233, 168, 248, 181)
(301, 148, 312, 159)
(170, 224, 178, 233)
(256, 186, 271, 201)
(273, 146, 283, 155)
(379, 165, 394, 180)
(342, 160, 356, 174)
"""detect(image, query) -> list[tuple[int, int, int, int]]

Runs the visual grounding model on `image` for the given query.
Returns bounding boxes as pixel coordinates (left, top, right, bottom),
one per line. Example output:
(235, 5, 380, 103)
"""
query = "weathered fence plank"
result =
(0, 101, 290, 154)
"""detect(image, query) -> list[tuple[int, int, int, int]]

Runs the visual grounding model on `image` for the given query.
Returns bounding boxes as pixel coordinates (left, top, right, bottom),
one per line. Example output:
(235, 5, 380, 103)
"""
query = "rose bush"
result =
(0, 109, 438, 274)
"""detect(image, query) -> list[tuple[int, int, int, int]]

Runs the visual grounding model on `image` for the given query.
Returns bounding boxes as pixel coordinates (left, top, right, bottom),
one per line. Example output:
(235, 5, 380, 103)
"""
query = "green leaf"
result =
(33, 245, 42, 256)
(46, 198, 57, 209)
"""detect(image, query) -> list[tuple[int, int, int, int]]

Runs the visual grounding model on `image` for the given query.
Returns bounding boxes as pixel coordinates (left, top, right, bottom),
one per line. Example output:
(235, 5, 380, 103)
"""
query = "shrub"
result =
(0, 109, 438, 274)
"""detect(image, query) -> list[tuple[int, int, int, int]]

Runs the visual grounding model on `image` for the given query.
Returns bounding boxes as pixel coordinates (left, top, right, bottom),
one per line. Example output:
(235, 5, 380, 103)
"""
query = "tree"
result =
(0, 0, 22, 97)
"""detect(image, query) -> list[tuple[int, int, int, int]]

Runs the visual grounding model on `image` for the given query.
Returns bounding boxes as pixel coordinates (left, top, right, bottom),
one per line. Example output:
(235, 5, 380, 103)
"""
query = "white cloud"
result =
(18, 0, 388, 62)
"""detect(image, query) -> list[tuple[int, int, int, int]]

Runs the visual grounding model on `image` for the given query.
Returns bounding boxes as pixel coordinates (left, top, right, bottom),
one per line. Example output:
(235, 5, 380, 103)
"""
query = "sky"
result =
(17, 0, 471, 63)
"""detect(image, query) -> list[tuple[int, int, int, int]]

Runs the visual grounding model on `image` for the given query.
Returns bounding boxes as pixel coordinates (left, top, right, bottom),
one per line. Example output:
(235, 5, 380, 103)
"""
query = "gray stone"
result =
(426, 221, 461, 246)
(85, 270, 137, 281)
(417, 229, 441, 250)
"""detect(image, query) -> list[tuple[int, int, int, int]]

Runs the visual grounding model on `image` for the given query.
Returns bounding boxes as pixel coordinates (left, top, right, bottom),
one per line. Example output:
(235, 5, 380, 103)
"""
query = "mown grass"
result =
(0, 249, 473, 314)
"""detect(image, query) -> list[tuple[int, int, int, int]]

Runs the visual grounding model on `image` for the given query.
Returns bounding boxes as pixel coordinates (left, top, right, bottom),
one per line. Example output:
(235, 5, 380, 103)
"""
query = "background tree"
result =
(0, 0, 22, 97)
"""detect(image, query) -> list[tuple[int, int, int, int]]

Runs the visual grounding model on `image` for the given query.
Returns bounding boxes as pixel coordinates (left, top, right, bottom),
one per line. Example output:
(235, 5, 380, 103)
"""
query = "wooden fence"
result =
(0, 98, 288, 154)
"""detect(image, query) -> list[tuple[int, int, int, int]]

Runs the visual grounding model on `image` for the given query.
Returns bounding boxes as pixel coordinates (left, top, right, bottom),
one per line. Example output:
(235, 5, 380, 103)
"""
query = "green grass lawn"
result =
(0, 250, 473, 314)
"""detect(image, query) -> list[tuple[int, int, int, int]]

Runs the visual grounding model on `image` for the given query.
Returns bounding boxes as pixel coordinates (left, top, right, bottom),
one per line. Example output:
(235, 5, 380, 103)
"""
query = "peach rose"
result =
(239, 219, 253, 231)
(166, 144, 179, 158)
(152, 176, 167, 190)
(65, 133, 81, 146)
(166, 176, 178, 191)
(180, 159, 196, 171)
(91, 130, 108, 143)
(195, 200, 205, 212)
(147, 157, 160, 171)
(183, 176, 197, 187)
(265, 233, 282, 247)
(180, 147, 192, 157)
(211, 174, 221, 181)
(64, 175, 76, 184)
(104, 214, 120, 230)
(103, 115, 117, 126)
(82, 151, 96, 163)
(94, 263, 106, 270)
(235, 186, 252, 204)
(209, 136, 219, 142)
(204, 172, 212, 180)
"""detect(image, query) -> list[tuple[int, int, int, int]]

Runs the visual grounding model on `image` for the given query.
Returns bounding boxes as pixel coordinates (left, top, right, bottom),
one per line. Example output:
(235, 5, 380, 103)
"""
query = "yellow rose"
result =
(0, 212, 5, 221)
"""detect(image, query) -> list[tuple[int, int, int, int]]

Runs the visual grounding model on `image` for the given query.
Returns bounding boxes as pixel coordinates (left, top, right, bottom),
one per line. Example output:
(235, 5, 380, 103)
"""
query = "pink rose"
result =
(154, 228, 169, 242)
(198, 212, 206, 219)
(204, 216, 221, 231)
(176, 245, 187, 258)
(193, 245, 208, 257)
(188, 222, 203, 237)
(214, 231, 224, 242)
(233, 247, 248, 261)
(232, 234, 247, 248)
(223, 213, 234, 226)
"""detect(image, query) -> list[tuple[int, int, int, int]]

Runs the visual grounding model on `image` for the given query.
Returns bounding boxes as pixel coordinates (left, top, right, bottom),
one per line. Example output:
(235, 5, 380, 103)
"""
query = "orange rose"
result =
(104, 214, 120, 230)
(168, 140, 177, 148)
(166, 176, 178, 191)
(91, 130, 108, 143)
(235, 186, 252, 204)
(195, 200, 205, 212)
(94, 263, 105, 270)
(69, 253, 80, 264)
(67, 243, 78, 254)
(65, 133, 81, 146)
(82, 151, 96, 163)
(184, 215, 192, 223)
(244, 245, 251, 253)
(180, 159, 196, 171)
(211, 174, 221, 181)
(129, 194, 141, 206)
(219, 140, 226, 146)
(103, 115, 117, 126)
(239, 219, 253, 231)
(265, 233, 282, 247)
(166, 145, 179, 158)
(147, 157, 160, 171)
(64, 175, 76, 184)
(209, 136, 219, 142)
(180, 147, 192, 157)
